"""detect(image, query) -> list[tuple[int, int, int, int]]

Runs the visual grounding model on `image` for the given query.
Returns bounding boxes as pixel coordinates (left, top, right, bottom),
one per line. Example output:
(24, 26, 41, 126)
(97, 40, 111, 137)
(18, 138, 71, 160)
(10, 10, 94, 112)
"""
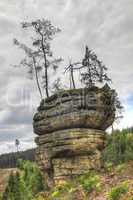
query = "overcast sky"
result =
(0, 0, 133, 154)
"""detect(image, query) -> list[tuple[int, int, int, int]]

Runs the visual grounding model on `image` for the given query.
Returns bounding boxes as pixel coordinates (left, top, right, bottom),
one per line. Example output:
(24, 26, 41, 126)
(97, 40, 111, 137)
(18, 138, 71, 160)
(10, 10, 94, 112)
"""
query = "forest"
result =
(0, 149, 35, 169)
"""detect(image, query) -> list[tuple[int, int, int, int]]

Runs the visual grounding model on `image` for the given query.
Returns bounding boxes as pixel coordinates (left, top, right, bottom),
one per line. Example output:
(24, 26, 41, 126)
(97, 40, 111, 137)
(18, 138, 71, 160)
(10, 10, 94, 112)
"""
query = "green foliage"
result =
(107, 181, 129, 200)
(115, 163, 125, 174)
(104, 162, 114, 173)
(79, 171, 101, 193)
(2, 160, 44, 200)
(17, 159, 44, 195)
(103, 128, 133, 165)
(51, 181, 74, 198)
(2, 171, 24, 200)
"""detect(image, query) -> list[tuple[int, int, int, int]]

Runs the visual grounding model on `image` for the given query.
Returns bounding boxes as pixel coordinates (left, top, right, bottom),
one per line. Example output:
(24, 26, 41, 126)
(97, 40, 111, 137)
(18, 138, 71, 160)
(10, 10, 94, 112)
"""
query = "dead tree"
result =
(65, 60, 82, 89)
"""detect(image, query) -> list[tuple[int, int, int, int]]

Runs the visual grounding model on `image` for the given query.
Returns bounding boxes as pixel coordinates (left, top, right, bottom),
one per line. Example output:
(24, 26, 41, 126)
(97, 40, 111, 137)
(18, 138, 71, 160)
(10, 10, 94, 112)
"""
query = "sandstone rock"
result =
(33, 86, 115, 188)
(35, 128, 105, 187)
(34, 87, 115, 135)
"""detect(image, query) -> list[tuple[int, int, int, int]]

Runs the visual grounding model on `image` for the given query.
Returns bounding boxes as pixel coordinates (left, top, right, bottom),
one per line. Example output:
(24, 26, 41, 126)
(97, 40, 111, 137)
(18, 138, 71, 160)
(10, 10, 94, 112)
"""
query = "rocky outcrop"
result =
(33, 85, 115, 188)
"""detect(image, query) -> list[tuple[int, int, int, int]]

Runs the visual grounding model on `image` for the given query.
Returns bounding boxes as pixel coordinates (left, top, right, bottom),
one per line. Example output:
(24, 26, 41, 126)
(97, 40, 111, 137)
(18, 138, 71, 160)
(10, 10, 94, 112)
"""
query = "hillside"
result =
(0, 128, 133, 199)
(0, 149, 35, 168)
(0, 161, 133, 200)
(36, 162, 133, 200)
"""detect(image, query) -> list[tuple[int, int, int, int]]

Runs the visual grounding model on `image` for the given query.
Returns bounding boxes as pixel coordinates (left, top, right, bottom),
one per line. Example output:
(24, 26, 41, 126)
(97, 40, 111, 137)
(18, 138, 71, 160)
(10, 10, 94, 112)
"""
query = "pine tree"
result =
(14, 19, 62, 99)
(81, 46, 111, 88)
(2, 172, 15, 200)
(13, 172, 23, 200)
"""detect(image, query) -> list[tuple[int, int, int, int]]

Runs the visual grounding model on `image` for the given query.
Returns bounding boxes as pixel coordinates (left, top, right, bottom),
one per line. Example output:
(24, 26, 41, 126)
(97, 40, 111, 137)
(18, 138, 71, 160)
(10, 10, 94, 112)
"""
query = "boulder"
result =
(34, 86, 115, 135)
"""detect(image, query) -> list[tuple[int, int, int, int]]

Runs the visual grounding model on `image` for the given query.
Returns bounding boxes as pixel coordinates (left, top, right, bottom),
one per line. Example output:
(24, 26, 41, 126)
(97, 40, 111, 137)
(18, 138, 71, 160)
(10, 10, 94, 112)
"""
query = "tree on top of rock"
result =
(14, 19, 62, 99)
(65, 46, 111, 89)
(81, 46, 111, 88)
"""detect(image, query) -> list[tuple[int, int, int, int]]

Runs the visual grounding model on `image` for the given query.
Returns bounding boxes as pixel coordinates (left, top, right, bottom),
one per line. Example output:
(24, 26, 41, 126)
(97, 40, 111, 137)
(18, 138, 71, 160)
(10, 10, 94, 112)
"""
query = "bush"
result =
(107, 181, 129, 200)
(79, 172, 101, 193)
(104, 162, 114, 173)
(51, 181, 74, 198)
(115, 164, 125, 174)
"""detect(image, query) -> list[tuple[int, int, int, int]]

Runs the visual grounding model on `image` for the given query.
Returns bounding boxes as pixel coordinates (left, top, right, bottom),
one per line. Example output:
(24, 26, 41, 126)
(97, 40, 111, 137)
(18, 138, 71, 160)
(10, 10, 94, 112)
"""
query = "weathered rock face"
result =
(33, 86, 115, 188)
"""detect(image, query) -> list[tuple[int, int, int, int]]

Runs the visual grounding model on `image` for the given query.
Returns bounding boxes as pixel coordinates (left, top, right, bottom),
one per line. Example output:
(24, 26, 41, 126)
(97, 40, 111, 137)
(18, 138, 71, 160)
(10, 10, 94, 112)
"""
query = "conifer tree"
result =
(81, 46, 111, 88)
(2, 172, 15, 200)
(14, 19, 62, 98)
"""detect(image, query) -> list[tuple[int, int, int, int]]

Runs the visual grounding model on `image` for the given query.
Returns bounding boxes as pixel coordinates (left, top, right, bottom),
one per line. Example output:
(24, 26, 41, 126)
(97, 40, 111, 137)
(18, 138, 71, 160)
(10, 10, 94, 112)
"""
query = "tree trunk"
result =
(33, 57, 43, 99)
(41, 36, 49, 98)
(71, 67, 76, 89)
(44, 60, 49, 98)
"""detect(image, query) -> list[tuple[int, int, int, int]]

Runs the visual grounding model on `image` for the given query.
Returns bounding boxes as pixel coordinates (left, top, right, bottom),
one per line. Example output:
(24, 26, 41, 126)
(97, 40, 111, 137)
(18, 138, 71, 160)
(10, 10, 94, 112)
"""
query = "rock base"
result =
(35, 128, 105, 188)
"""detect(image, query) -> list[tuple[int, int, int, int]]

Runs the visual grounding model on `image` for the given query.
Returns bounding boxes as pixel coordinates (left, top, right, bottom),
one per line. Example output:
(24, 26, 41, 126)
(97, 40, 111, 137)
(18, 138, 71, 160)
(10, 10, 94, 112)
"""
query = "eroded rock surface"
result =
(34, 86, 115, 187)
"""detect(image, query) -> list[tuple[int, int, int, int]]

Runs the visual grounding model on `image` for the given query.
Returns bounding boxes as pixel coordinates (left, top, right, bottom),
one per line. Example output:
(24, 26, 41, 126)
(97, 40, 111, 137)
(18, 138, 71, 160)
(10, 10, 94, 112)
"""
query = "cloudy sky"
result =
(0, 0, 133, 154)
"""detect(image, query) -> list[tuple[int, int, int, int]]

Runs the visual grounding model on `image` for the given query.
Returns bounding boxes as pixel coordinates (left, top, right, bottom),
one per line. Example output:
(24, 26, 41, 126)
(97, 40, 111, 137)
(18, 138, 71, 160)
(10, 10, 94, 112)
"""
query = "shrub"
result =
(51, 181, 73, 198)
(115, 164, 125, 174)
(79, 172, 101, 193)
(107, 181, 129, 200)
(105, 162, 114, 173)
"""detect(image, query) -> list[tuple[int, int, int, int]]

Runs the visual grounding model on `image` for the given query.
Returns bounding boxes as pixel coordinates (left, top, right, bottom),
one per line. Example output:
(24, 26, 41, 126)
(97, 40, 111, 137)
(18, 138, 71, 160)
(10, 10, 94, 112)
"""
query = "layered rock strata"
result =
(33, 86, 115, 187)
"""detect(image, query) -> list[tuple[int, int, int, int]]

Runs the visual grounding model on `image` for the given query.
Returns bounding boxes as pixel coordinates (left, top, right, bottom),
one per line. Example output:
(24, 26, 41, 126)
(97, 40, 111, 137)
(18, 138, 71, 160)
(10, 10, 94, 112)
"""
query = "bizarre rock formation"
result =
(33, 85, 115, 187)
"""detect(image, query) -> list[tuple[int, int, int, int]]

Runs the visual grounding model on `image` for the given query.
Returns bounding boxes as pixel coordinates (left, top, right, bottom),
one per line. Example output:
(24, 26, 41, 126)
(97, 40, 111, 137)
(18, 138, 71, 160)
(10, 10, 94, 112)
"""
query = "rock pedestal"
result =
(33, 86, 115, 187)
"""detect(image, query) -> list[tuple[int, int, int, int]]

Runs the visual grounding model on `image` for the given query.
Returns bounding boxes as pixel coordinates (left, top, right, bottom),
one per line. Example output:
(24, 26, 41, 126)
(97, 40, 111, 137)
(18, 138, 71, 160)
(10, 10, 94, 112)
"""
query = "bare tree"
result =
(14, 19, 62, 98)
(65, 60, 76, 89)
(65, 59, 81, 89)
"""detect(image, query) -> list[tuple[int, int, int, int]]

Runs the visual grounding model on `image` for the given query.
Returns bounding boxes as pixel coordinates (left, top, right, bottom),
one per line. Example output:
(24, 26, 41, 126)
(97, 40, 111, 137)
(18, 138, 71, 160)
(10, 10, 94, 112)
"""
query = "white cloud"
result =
(0, 140, 36, 154)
